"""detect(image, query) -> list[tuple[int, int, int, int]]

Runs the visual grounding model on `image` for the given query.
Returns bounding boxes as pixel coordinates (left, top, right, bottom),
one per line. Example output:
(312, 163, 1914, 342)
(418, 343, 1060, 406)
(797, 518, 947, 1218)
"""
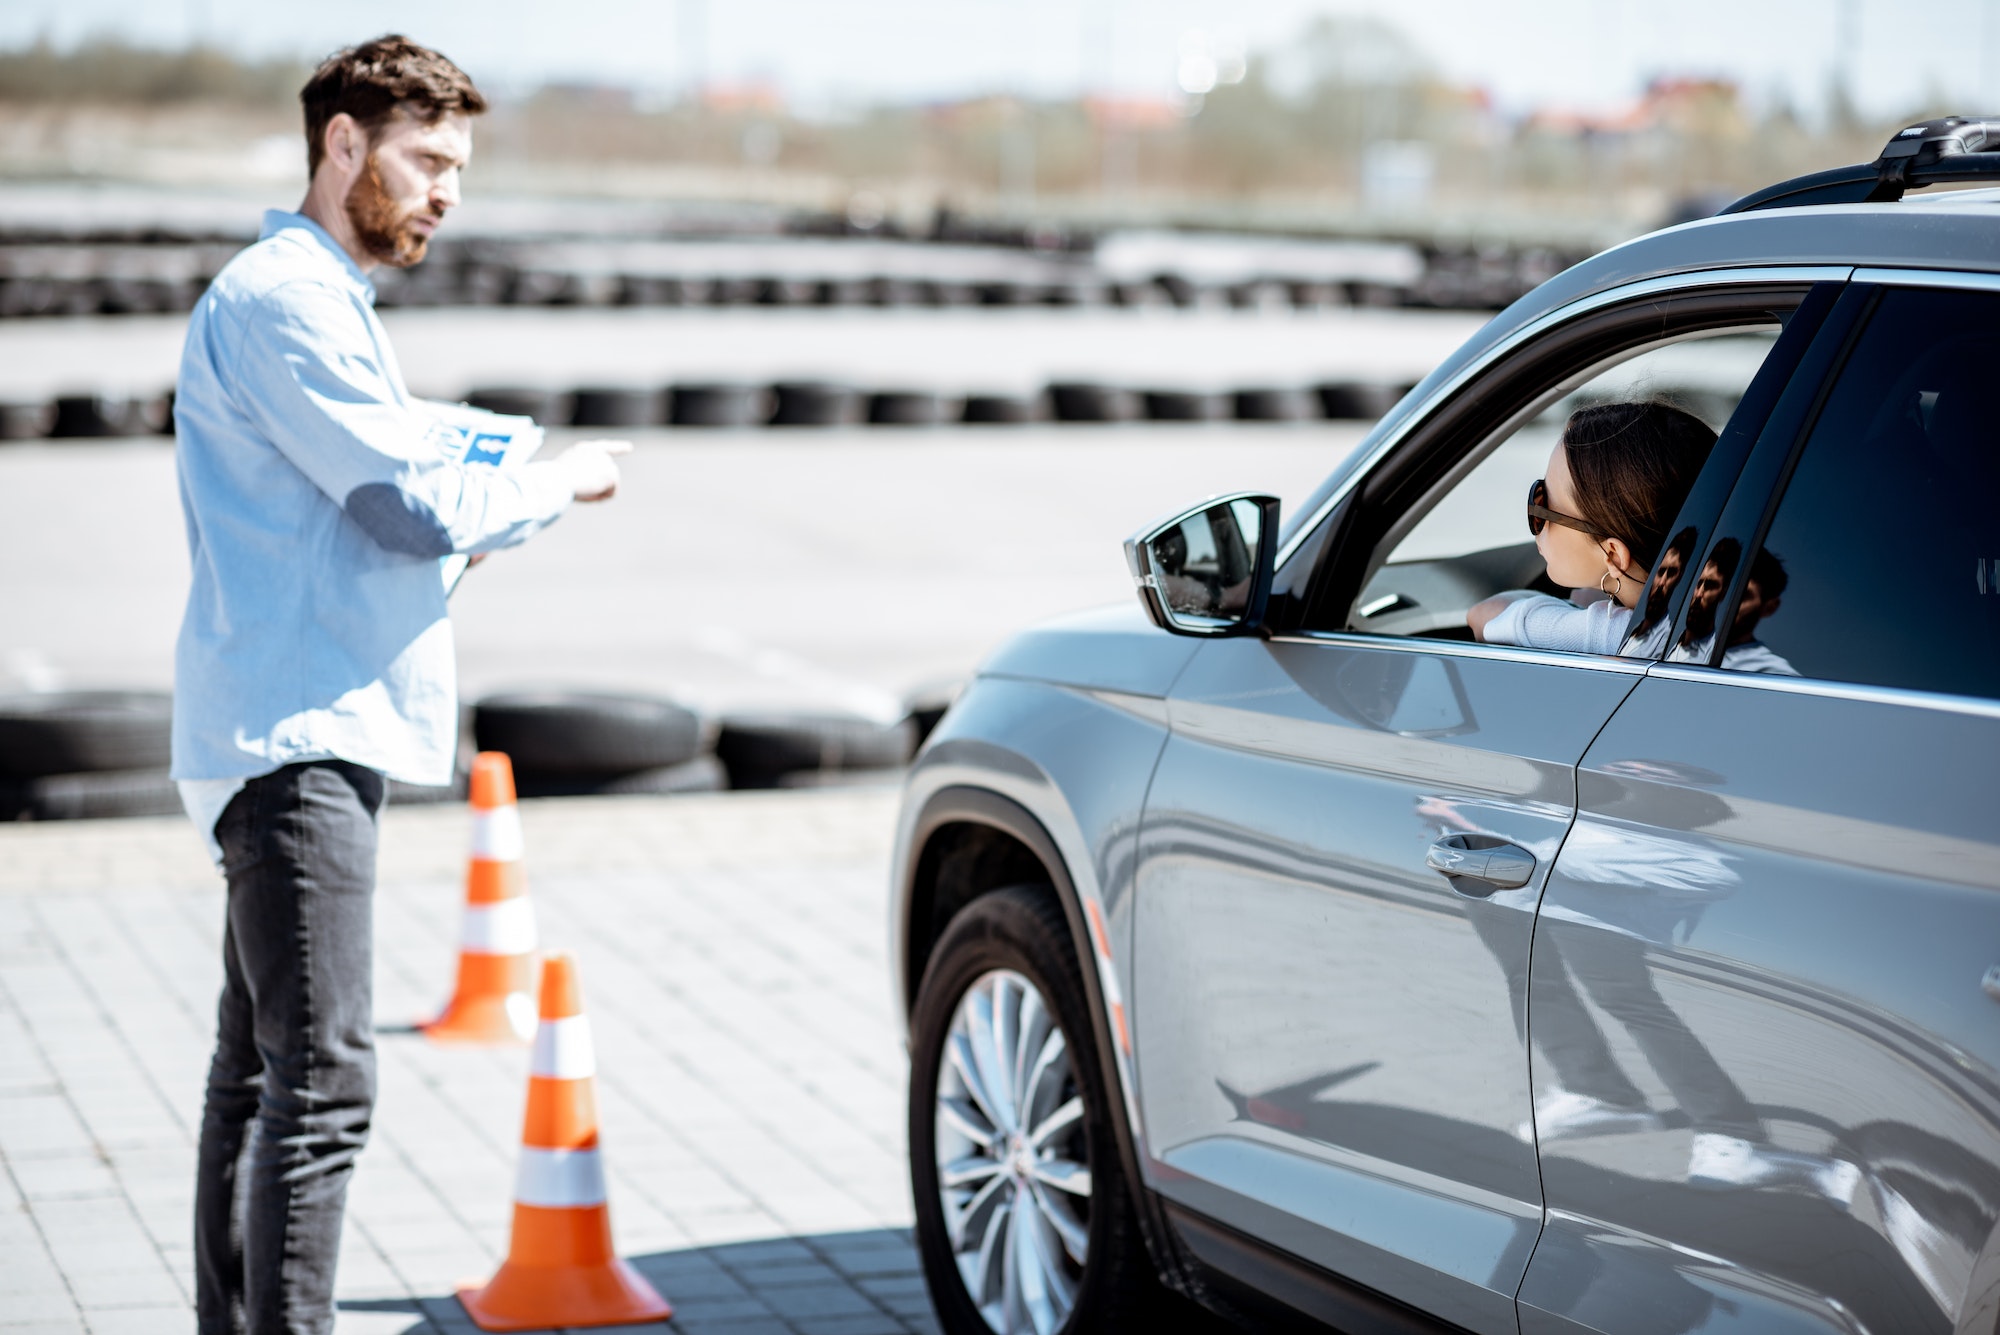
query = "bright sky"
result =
(6, 0, 1999, 121)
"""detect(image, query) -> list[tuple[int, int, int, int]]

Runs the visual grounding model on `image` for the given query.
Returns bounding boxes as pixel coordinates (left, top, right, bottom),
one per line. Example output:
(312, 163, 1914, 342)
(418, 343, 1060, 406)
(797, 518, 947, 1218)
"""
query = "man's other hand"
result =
(558, 439, 632, 502)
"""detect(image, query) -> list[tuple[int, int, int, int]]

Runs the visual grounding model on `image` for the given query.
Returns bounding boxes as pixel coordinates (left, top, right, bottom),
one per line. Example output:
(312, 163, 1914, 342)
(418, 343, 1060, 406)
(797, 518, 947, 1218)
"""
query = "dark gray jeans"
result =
(196, 760, 385, 1335)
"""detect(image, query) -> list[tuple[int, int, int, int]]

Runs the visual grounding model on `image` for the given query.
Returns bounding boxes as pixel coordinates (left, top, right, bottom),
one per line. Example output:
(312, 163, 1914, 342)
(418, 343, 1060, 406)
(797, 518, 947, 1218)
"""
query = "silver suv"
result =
(891, 120, 2000, 1335)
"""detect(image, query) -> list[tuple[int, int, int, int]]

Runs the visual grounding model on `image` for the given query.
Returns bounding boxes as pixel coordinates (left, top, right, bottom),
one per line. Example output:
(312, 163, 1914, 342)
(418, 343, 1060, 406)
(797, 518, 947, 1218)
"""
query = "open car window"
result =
(1348, 329, 1781, 644)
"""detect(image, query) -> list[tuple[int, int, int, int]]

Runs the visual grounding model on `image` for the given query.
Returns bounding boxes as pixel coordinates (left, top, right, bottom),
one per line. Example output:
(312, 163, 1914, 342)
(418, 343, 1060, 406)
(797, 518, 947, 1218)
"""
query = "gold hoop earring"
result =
(1600, 569, 1621, 597)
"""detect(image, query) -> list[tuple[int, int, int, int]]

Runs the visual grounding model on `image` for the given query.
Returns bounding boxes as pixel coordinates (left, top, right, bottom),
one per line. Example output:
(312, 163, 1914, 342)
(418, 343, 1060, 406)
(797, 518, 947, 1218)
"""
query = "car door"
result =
(1519, 277, 2000, 1335)
(1128, 275, 1836, 1332)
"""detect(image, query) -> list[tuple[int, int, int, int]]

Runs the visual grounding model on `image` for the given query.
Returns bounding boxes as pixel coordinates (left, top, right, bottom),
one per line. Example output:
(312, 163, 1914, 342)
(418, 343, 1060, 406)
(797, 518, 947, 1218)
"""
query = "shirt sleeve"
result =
(226, 279, 572, 558)
(1483, 592, 1634, 655)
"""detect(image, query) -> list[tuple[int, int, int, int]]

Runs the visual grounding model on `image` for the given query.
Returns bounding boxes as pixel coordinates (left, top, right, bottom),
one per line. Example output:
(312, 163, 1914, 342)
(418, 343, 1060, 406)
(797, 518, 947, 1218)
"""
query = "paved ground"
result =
(0, 425, 1365, 713)
(0, 786, 935, 1335)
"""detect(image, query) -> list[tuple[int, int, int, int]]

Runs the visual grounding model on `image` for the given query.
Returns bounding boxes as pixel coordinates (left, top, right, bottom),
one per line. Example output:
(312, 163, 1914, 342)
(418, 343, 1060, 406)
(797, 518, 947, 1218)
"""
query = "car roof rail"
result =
(1720, 116, 2000, 214)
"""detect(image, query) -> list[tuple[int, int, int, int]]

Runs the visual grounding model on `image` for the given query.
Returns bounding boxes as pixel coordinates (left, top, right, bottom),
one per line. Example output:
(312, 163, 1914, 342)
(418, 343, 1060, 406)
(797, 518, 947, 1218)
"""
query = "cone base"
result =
(458, 1257, 672, 1331)
(421, 992, 535, 1045)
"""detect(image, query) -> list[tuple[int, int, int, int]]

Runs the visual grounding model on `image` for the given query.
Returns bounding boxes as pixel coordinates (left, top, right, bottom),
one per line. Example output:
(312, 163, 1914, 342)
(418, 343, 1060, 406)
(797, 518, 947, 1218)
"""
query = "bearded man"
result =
(172, 36, 626, 1334)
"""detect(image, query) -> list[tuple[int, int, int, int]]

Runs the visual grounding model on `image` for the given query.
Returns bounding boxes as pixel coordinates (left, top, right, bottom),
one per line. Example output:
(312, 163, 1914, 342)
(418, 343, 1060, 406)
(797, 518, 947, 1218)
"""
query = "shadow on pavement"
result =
(340, 1226, 934, 1334)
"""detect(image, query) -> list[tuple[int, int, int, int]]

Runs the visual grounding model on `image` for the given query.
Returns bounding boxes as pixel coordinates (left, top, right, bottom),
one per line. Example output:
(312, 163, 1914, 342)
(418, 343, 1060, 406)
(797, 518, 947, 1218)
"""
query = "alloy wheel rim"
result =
(934, 968, 1093, 1335)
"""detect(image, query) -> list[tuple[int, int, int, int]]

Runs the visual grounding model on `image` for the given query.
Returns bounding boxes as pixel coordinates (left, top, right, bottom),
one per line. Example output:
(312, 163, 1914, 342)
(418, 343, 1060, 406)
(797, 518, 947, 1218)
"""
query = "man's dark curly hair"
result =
(300, 35, 486, 176)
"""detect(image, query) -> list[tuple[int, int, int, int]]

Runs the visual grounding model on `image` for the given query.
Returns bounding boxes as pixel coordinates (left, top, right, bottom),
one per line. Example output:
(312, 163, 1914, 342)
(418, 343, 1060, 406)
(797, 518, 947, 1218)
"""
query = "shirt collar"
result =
(260, 209, 377, 305)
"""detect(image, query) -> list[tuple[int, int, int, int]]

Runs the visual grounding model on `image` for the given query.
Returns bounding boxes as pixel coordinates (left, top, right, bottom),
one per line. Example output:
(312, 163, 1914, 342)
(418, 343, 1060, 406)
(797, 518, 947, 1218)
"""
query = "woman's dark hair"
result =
(301, 35, 486, 176)
(1560, 400, 1717, 571)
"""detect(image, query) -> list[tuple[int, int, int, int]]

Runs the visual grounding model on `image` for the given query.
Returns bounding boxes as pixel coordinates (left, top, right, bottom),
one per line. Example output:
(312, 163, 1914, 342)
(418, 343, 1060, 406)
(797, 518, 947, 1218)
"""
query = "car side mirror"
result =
(1124, 492, 1280, 637)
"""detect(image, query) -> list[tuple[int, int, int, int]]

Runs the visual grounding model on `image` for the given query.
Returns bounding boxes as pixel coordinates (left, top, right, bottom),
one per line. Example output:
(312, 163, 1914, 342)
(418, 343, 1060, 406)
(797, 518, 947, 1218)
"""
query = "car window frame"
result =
(1669, 271, 2000, 713)
(1272, 272, 1843, 658)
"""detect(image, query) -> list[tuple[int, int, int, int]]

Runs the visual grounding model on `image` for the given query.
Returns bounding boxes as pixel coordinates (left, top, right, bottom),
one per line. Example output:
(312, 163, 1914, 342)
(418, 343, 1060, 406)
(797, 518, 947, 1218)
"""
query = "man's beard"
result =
(345, 155, 435, 268)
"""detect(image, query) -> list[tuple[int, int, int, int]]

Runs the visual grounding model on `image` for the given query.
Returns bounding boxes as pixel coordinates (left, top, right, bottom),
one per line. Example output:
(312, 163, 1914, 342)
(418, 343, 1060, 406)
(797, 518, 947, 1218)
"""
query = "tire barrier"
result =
(51, 394, 170, 438)
(0, 691, 178, 822)
(1233, 386, 1319, 422)
(0, 239, 1585, 320)
(714, 711, 917, 790)
(960, 392, 1043, 425)
(513, 754, 728, 799)
(0, 691, 173, 777)
(467, 387, 572, 423)
(0, 379, 1413, 441)
(1141, 389, 1229, 422)
(1048, 382, 1141, 423)
(568, 386, 666, 428)
(0, 769, 185, 821)
(0, 402, 56, 439)
(867, 390, 954, 426)
(670, 383, 769, 428)
(473, 691, 707, 777)
(0, 685, 954, 817)
(769, 381, 863, 427)
(1317, 381, 1412, 420)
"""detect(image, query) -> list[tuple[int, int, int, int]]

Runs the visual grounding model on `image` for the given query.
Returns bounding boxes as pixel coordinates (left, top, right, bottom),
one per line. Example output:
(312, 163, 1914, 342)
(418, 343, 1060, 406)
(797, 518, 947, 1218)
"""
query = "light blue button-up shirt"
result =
(171, 210, 572, 799)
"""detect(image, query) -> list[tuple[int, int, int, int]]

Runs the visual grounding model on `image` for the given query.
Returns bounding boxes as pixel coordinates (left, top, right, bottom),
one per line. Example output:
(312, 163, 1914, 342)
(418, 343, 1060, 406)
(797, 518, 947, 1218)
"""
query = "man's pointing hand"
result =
(558, 439, 632, 502)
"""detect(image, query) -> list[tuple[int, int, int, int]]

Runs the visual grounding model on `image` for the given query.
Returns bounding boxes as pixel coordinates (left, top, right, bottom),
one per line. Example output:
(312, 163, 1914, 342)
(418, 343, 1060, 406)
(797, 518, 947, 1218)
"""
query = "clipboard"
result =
(423, 400, 545, 595)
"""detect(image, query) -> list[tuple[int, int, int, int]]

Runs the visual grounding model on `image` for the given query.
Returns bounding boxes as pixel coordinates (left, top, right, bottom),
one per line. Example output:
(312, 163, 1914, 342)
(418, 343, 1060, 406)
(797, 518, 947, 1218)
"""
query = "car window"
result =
(1692, 285, 2000, 698)
(1350, 330, 1780, 641)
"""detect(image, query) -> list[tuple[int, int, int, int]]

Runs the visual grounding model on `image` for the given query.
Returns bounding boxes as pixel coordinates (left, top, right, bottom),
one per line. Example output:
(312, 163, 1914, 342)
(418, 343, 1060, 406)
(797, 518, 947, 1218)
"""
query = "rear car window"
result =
(1707, 285, 2000, 698)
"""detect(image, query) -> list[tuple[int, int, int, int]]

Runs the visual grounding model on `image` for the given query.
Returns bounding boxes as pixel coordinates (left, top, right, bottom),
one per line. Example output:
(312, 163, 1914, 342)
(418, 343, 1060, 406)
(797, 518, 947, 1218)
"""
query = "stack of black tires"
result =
(0, 686, 956, 820)
(471, 690, 925, 795)
(0, 691, 181, 820)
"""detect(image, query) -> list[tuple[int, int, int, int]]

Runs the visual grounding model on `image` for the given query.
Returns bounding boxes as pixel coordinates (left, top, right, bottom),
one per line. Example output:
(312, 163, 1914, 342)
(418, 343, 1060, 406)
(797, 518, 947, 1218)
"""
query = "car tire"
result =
(0, 691, 174, 778)
(1140, 389, 1226, 422)
(714, 712, 914, 789)
(908, 885, 1160, 1335)
(670, 383, 770, 428)
(0, 400, 56, 440)
(473, 691, 707, 777)
(868, 391, 953, 426)
(961, 394, 1043, 425)
(1047, 382, 1139, 424)
(467, 387, 570, 423)
(1, 768, 184, 821)
(770, 381, 863, 427)
(514, 754, 728, 798)
(569, 386, 665, 428)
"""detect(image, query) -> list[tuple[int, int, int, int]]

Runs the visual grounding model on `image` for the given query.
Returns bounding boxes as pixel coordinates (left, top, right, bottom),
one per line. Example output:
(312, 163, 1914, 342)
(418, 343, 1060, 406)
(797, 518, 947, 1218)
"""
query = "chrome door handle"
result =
(1426, 834, 1536, 891)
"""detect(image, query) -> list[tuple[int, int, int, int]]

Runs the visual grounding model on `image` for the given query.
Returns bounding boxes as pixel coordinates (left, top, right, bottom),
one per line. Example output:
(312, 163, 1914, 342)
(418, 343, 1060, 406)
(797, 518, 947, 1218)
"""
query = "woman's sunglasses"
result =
(1527, 478, 1609, 541)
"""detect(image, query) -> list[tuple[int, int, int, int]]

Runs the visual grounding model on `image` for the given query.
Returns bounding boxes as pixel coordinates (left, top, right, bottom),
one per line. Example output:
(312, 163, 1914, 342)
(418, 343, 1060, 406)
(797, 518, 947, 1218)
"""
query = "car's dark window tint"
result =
(1705, 286, 2000, 698)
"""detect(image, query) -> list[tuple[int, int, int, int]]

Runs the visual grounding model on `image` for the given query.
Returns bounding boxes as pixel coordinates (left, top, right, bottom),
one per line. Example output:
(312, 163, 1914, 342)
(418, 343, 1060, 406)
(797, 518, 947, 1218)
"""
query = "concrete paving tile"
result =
(721, 1260, 844, 1289)
(330, 1310, 436, 1335)
(670, 1321, 793, 1335)
(8, 1155, 120, 1202)
(0, 1321, 87, 1335)
(828, 1262, 921, 1288)
(789, 1316, 906, 1335)
(65, 1266, 184, 1309)
(0, 1290, 82, 1321)
(751, 1285, 879, 1321)
(0, 1094, 94, 1158)
(79, 1309, 197, 1335)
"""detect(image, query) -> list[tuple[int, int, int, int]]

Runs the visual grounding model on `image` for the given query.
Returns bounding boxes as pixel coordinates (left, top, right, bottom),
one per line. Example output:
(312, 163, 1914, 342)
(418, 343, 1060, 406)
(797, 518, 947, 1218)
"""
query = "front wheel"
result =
(908, 885, 1157, 1335)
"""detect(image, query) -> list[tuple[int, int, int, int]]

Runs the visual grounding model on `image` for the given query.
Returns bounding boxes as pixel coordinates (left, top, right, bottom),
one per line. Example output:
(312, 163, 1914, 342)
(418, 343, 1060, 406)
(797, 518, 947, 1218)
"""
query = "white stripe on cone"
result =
(459, 897, 537, 955)
(514, 1146, 608, 1208)
(470, 806, 524, 862)
(530, 1015, 596, 1080)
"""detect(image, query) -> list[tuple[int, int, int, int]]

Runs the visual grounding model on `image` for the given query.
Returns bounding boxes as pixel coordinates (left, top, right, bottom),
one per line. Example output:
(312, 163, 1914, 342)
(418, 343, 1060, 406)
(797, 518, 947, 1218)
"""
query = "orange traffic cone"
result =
(423, 753, 538, 1044)
(459, 953, 673, 1331)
